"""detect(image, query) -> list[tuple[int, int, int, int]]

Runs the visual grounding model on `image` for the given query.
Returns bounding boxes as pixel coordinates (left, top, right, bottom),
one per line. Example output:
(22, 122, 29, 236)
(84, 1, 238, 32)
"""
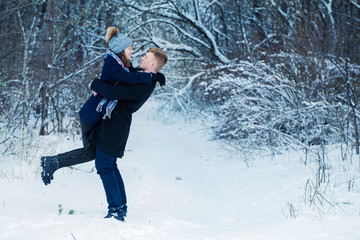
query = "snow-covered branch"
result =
(49, 54, 103, 90)
(350, 0, 360, 9)
(129, 18, 211, 49)
(125, 0, 230, 64)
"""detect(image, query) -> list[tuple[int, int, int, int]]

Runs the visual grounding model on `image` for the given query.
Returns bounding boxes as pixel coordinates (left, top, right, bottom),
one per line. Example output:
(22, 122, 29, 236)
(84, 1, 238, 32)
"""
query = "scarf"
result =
(96, 50, 128, 120)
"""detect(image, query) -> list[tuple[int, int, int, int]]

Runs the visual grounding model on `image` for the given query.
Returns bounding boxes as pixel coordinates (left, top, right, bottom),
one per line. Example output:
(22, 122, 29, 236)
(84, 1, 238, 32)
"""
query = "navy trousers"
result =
(57, 119, 96, 168)
(95, 147, 127, 210)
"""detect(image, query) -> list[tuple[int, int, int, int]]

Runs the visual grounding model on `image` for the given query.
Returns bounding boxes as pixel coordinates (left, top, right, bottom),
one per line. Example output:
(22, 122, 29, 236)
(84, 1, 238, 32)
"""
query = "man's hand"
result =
(151, 72, 166, 86)
(92, 91, 97, 96)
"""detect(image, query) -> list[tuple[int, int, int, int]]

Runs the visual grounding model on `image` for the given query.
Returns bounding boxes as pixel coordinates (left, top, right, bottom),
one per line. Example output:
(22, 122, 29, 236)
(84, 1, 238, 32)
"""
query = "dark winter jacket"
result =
(88, 78, 156, 157)
(101, 53, 151, 85)
(79, 55, 152, 126)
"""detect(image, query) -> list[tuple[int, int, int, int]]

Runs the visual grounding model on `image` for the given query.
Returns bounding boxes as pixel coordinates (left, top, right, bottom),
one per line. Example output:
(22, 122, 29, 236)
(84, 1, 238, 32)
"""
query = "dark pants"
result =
(57, 119, 96, 168)
(95, 147, 127, 210)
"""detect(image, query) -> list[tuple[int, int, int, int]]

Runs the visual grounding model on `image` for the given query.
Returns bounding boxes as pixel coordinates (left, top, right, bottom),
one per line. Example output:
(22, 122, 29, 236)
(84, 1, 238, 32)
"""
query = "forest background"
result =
(1, 0, 360, 209)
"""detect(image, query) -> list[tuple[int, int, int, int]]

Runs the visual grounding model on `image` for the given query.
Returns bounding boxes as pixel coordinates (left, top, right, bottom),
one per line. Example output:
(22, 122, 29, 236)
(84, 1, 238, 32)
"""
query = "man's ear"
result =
(151, 60, 158, 68)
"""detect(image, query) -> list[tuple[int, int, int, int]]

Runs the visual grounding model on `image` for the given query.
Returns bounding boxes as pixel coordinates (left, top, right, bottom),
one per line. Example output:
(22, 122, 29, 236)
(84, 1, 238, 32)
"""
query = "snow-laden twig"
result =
(251, 34, 276, 53)
(151, 37, 202, 58)
(71, 233, 76, 240)
(48, 53, 103, 90)
(350, 0, 360, 9)
(176, 71, 206, 96)
(126, 1, 230, 64)
(129, 19, 211, 50)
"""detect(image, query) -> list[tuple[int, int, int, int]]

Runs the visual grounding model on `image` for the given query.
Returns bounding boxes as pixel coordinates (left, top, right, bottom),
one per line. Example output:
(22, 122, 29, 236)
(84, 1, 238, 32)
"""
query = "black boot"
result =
(41, 155, 60, 185)
(104, 208, 125, 222)
(121, 204, 127, 217)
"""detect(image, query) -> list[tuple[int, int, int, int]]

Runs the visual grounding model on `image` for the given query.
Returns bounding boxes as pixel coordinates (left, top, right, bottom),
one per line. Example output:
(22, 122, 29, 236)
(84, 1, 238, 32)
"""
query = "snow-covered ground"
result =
(1, 103, 360, 240)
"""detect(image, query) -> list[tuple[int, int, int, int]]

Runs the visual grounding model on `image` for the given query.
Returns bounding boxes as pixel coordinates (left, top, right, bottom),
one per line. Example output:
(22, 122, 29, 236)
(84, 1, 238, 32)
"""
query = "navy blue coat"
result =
(79, 56, 152, 126)
(89, 78, 156, 157)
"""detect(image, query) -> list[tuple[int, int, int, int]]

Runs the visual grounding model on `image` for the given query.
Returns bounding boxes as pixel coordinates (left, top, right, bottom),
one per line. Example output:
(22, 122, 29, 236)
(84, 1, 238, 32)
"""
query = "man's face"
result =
(140, 52, 156, 72)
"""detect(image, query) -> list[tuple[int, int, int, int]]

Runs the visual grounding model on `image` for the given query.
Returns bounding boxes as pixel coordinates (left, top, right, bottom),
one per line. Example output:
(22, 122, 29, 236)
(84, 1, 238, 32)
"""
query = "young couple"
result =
(40, 26, 168, 221)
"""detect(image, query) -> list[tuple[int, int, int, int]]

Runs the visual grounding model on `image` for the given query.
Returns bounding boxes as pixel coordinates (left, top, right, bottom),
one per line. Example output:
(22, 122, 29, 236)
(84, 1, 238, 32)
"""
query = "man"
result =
(41, 47, 168, 221)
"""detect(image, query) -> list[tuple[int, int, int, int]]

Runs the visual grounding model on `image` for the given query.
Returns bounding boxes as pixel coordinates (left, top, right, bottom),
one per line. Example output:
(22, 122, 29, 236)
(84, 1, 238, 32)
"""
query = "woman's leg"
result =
(41, 119, 96, 185)
(41, 146, 96, 185)
(58, 119, 96, 167)
(57, 145, 96, 167)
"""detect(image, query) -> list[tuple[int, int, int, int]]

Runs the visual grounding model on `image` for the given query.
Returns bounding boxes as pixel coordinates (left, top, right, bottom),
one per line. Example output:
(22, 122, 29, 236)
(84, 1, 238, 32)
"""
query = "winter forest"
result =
(1, 0, 360, 239)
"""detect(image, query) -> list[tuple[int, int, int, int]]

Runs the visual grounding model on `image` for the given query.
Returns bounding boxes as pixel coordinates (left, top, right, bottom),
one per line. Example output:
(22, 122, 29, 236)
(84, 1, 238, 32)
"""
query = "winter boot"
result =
(121, 204, 127, 217)
(104, 208, 125, 222)
(41, 155, 60, 185)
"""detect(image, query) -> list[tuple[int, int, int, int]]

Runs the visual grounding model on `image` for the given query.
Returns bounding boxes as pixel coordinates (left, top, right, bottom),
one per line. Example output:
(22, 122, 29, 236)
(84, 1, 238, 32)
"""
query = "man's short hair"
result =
(148, 47, 168, 72)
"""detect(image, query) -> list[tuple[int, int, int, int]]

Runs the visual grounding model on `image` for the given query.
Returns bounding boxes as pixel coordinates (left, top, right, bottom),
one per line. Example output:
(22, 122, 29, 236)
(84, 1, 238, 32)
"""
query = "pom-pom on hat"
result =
(105, 26, 132, 54)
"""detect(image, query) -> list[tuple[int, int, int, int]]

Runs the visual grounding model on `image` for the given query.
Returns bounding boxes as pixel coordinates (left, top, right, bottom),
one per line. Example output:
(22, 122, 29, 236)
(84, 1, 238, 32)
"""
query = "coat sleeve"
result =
(91, 78, 154, 102)
(101, 57, 152, 85)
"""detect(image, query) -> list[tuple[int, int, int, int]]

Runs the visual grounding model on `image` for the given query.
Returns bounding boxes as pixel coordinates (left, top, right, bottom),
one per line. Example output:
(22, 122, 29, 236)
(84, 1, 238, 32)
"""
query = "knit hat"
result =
(109, 33, 132, 54)
(105, 26, 132, 54)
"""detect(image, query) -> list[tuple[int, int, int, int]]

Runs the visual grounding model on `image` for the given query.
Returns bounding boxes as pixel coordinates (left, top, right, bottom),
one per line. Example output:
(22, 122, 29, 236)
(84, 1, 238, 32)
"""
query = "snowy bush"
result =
(191, 54, 360, 156)
(193, 61, 314, 151)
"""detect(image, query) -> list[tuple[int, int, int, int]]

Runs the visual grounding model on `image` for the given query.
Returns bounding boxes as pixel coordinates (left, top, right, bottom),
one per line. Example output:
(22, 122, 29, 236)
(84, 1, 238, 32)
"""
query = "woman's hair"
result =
(118, 51, 131, 68)
(148, 47, 168, 72)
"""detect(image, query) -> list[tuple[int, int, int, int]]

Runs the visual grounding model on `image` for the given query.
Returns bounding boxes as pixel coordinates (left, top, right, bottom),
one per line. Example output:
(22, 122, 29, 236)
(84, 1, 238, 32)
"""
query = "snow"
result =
(1, 102, 360, 240)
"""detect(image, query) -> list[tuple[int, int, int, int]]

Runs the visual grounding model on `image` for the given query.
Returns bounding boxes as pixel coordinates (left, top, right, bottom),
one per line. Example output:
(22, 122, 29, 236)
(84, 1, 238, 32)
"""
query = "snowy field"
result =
(1, 104, 360, 240)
